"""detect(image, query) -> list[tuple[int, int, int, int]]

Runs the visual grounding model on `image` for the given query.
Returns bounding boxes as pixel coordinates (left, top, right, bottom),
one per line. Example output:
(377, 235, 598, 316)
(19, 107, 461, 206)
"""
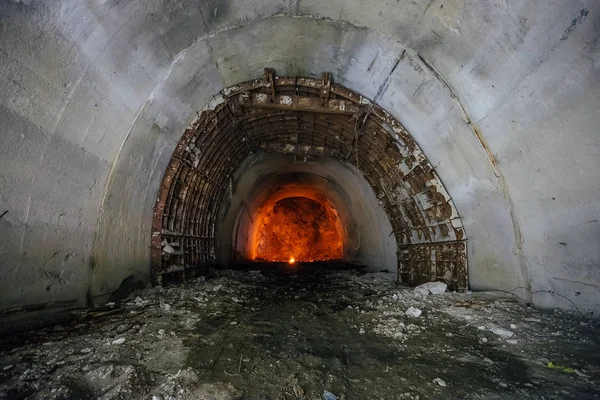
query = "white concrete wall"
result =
(0, 0, 598, 314)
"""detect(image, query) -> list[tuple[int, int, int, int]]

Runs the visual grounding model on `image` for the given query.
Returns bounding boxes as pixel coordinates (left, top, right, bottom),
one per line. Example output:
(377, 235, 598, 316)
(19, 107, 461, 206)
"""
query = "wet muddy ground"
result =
(1, 264, 599, 399)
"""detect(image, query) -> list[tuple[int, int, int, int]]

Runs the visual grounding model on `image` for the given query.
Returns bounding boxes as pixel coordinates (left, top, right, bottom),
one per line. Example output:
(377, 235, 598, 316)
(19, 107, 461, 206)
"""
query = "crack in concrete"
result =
(373, 50, 404, 104)
(416, 53, 531, 301)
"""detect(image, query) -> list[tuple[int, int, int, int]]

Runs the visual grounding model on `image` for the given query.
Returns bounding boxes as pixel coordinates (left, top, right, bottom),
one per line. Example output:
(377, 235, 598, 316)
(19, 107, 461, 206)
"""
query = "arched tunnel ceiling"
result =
(151, 72, 466, 289)
(0, 1, 598, 314)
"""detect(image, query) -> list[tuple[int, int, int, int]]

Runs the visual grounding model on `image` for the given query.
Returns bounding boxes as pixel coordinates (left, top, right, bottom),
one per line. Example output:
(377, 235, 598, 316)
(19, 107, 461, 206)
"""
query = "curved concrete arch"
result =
(0, 1, 597, 314)
(149, 75, 467, 289)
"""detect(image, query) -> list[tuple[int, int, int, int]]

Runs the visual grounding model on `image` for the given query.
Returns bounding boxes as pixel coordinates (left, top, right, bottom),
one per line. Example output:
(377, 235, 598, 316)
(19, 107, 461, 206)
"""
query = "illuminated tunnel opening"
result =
(254, 196, 344, 263)
(152, 70, 467, 290)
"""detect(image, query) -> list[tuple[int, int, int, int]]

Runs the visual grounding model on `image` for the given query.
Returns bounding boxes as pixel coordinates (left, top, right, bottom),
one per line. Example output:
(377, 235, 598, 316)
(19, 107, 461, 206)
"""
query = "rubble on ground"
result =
(0, 266, 598, 399)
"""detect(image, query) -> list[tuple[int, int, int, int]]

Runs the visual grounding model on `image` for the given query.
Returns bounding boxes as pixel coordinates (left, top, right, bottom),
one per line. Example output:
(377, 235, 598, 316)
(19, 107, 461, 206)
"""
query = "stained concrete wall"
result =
(0, 0, 598, 314)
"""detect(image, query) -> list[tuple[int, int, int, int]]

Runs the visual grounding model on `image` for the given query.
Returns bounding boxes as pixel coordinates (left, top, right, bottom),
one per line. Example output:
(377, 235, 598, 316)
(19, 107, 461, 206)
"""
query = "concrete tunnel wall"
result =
(216, 153, 397, 270)
(0, 1, 598, 314)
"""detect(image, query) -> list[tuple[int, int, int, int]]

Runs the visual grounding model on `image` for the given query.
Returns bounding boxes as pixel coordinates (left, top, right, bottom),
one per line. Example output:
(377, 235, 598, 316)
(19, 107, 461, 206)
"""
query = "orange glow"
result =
(255, 196, 343, 262)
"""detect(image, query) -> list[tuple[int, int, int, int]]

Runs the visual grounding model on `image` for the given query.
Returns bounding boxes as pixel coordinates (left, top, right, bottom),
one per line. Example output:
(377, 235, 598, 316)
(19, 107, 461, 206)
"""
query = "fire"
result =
(255, 197, 343, 262)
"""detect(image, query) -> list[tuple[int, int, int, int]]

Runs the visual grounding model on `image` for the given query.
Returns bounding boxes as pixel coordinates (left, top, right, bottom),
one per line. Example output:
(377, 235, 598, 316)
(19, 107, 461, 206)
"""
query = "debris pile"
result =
(0, 266, 598, 399)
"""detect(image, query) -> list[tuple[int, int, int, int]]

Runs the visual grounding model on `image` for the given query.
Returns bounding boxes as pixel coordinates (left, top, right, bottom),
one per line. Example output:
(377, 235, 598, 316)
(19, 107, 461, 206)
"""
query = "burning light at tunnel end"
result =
(253, 196, 344, 264)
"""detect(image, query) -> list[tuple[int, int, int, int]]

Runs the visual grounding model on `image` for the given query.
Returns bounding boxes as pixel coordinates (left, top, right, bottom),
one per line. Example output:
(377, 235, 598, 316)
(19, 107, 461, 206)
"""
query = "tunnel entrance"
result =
(152, 68, 468, 290)
(255, 197, 343, 263)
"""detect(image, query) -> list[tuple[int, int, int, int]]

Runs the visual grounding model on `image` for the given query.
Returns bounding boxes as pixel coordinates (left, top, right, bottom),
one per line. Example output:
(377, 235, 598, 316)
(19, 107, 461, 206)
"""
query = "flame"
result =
(254, 196, 343, 263)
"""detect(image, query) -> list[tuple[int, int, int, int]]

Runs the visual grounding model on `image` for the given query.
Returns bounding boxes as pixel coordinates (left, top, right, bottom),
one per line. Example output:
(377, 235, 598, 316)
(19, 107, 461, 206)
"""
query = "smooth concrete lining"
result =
(217, 153, 397, 272)
(0, 1, 598, 314)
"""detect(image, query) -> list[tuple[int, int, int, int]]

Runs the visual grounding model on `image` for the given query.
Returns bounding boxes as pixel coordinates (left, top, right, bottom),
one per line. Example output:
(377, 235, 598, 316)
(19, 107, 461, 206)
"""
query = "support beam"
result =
(239, 92, 364, 115)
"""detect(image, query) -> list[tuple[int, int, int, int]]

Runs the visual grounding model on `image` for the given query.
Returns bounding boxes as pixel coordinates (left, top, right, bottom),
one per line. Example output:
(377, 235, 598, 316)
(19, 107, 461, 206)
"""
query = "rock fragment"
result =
(488, 325, 514, 338)
(414, 282, 447, 296)
(433, 378, 447, 387)
(405, 307, 422, 318)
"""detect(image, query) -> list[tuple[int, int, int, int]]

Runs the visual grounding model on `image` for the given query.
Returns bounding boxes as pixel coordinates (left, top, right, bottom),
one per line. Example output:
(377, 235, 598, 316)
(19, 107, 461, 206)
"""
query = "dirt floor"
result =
(1, 264, 599, 399)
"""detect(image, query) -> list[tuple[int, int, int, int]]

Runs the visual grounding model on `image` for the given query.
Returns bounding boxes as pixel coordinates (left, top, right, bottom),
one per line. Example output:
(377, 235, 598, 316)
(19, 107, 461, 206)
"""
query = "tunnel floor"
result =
(1, 264, 599, 399)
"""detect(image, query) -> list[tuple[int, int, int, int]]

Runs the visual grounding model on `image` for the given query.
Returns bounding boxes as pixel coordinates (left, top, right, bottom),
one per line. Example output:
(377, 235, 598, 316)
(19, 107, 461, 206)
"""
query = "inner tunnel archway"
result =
(254, 196, 344, 263)
(152, 69, 467, 289)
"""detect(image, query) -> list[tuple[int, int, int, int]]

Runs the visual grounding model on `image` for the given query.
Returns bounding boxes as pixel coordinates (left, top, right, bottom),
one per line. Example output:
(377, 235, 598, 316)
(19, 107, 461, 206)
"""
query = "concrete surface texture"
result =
(0, 1, 598, 314)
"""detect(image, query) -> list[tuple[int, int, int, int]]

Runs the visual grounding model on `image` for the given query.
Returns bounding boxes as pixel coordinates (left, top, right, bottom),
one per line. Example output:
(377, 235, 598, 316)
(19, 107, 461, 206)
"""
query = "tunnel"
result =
(152, 72, 466, 289)
(0, 1, 599, 398)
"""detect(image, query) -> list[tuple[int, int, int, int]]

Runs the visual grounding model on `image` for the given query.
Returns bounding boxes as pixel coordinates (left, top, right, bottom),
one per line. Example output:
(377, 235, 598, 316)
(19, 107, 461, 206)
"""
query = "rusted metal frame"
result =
(179, 158, 226, 190)
(161, 166, 188, 279)
(238, 106, 357, 134)
(185, 104, 231, 160)
(272, 76, 298, 97)
(221, 78, 265, 98)
(308, 115, 357, 145)
(173, 170, 195, 236)
(177, 172, 202, 271)
(263, 68, 277, 102)
(191, 114, 225, 173)
(344, 109, 370, 161)
(177, 168, 207, 268)
(189, 179, 212, 238)
(357, 129, 404, 184)
(239, 118, 354, 148)
(196, 183, 215, 243)
(354, 119, 393, 161)
(357, 142, 401, 190)
(225, 103, 254, 153)
(240, 92, 364, 115)
(396, 240, 468, 291)
(348, 134, 393, 175)
(151, 120, 207, 283)
(151, 158, 182, 284)
(160, 232, 213, 239)
(351, 153, 409, 245)
(198, 184, 218, 240)
(206, 132, 251, 183)
(250, 130, 346, 155)
(174, 128, 201, 161)
(185, 123, 230, 244)
(188, 124, 235, 250)
(239, 112, 297, 136)
(173, 164, 193, 233)
(295, 76, 323, 90)
(194, 115, 238, 174)
(330, 84, 418, 154)
(153, 73, 466, 288)
(201, 130, 244, 183)
(200, 143, 245, 250)
(163, 163, 186, 232)
(239, 113, 299, 147)
(258, 142, 343, 157)
(186, 161, 214, 239)
(178, 173, 204, 239)
(368, 108, 418, 154)
(238, 112, 358, 148)
(203, 153, 237, 200)
(321, 72, 332, 106)
(196, 147, 233, 234)
(194, 144, 248, 258)
(399, 183, 443, 236)
(295, 111, 302, 144)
